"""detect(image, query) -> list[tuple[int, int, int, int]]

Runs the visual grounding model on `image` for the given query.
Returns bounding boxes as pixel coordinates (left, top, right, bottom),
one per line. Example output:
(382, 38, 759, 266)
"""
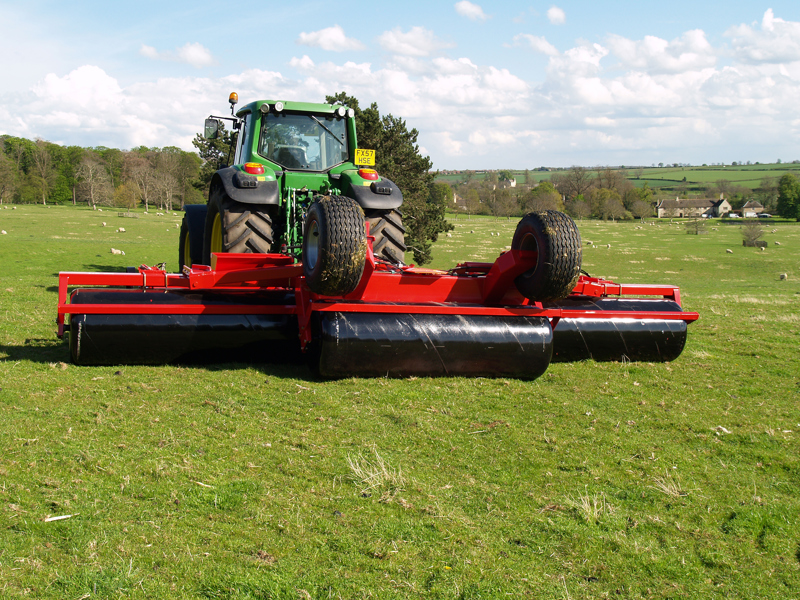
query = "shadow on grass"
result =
(81, 264, 132, 272)
(0, 338, 321, 381)
(0, 338, 69, 363)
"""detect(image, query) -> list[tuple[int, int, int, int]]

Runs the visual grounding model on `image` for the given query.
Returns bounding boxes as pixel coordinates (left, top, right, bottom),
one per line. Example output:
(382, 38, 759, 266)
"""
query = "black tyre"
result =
(303, 195, 367, 296)
(179, 204, 206, 270)
(203, 189, 275, 265)
(512, 210, 582, 301)
(364, 208, 406, 264)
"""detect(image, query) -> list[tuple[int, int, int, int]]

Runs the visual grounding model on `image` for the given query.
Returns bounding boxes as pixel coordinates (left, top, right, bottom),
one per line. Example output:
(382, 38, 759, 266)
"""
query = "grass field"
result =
(1, 205, 799, 599)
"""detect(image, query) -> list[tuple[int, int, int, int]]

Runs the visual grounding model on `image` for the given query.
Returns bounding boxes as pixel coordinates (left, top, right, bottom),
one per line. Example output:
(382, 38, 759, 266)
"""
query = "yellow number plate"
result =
(355, 149, 375, 166)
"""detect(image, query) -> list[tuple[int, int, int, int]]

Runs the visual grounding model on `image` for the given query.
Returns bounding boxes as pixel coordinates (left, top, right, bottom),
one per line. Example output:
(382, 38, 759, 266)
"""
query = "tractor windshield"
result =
(258, 112, 348, 171)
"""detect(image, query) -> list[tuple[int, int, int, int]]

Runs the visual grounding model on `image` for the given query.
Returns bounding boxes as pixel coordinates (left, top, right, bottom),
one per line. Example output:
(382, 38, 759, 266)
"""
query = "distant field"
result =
(1, 205, 799, 598)
(436, 162, 800, 191)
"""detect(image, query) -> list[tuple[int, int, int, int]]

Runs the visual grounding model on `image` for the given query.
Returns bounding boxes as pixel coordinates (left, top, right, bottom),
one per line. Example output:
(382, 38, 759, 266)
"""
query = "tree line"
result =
(446, 166, 787, 221)
(0, 136, 204, 211)
(450, 166, 655, 221)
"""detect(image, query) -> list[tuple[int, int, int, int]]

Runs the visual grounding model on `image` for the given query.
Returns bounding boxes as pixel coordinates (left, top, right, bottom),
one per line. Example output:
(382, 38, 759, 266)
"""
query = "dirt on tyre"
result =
(512, 210, 582, 301)
(303, 195, 367, 296)
(364, 208, 406, 264)
(202, 189, 275, 265)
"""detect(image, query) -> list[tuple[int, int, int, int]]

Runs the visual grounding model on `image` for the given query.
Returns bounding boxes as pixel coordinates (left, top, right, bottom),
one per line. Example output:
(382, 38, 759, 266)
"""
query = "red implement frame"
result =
(57, 245, 699, 351)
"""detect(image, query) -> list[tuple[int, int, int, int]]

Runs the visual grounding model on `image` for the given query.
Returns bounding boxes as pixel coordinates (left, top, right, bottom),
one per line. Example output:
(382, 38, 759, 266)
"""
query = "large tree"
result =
(192, 123, 238, 193)
(518, 181, 563, 213)
(552, 165, 595, 200)
(32, 139, 56, 205)
(75, 151, 112, 207)
(777, 173, 800, 220)
(0, 144, 16, 204)
(326, 92, 452, 264)
(125, 149, 158, 211)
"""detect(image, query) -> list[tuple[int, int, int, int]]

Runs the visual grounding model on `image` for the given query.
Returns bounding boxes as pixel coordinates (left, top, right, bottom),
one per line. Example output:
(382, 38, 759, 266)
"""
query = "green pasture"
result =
(634, 164, 800, 191)
(1, 205, 799, 598)
(435, 162, 800, 191)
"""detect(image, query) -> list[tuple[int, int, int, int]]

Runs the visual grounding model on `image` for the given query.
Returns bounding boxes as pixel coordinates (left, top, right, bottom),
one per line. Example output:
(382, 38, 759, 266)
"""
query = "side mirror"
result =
(204, 118, 221, 140)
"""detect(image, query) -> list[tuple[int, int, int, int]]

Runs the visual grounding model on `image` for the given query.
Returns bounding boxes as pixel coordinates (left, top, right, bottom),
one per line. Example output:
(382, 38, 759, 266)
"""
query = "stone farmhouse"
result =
(655, 195, 732, 218)
(741, 200, 764, 217)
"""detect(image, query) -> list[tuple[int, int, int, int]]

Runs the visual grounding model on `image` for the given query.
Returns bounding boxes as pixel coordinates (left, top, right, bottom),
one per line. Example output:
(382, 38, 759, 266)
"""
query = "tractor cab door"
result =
(233, 112, 251, 165)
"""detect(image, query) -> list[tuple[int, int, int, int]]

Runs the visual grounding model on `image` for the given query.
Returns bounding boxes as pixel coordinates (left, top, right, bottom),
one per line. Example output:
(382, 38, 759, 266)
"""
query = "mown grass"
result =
(1, 205, 799, 599)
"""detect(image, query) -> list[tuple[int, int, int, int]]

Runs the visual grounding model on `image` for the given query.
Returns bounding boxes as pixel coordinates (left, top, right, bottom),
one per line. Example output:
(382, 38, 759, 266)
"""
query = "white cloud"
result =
(289, 55, 315, 70)
(139, 45, 158, 59)
(548, 43, 609, 78)
(547, 6, 566, 25)
(379, 26, 453, 57)
(607, 30, 716, 73)
(725, 9, 800, 64)
(176, 43, 215, 68)
(514, 34, 559, 56)
(432, 57, 479, 74)
(296, 25, 365, 52)
(32, 65, 124, 110)
(138, 42, 216, 68)
(454, 1, 488, 22)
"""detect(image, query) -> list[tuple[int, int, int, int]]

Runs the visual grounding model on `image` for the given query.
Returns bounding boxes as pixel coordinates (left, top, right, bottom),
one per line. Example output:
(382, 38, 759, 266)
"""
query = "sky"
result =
(1, 1, 800, 170)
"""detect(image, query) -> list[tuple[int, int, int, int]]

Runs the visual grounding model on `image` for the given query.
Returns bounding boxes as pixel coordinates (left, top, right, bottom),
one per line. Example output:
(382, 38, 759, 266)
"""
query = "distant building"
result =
(741, 200, 764, 218)
(655, 195, 731, 218)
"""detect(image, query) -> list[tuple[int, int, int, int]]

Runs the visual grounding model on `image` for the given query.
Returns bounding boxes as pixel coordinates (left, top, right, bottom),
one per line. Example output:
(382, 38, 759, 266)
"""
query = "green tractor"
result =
(180, 93, 406, 295)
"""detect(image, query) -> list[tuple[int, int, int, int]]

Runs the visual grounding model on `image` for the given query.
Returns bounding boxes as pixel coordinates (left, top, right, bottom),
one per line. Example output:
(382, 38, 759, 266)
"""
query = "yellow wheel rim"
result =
(183, 228, 192, 267)
(210, 212, 223, 255)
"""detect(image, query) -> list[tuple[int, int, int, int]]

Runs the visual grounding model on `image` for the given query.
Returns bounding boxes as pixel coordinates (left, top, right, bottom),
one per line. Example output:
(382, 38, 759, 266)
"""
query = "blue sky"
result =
(1, 1, 800, 169)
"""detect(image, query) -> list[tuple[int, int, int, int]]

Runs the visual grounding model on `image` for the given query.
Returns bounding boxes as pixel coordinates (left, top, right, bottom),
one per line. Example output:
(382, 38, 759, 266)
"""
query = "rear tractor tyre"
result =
(202, 190, 275, 265)
(364, 208, 406, 264)
(303, 196, 367, 296)
(512, 210, 582, 301)
(179, 204, 206, 270)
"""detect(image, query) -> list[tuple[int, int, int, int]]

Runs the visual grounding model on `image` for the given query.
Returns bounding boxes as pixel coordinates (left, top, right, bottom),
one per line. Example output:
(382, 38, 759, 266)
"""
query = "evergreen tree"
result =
(326, 92, 452, 264)
(191, 123, 238, 193)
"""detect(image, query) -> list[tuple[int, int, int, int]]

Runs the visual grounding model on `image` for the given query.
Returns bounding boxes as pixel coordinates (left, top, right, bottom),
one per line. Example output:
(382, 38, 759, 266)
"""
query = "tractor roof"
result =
(236, 100, 347, 117)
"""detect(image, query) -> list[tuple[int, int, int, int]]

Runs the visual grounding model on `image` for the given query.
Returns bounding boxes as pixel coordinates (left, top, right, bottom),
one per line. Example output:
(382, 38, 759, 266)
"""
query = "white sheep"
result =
(726, 249, 733, 254)
(775, 241, 781, 246)
(1, 230, 7, 235)
(102, 222, 106, 227)
(118, 227, 126, 233)
(110, 248, 125, 255)
(779, 273, 788, 280)
(606, 244, 611, 249)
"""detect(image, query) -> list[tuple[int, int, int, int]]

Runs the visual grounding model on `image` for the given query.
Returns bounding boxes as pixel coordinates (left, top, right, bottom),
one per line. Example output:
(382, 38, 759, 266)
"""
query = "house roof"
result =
(742, 200, 764, 208)
(657, 199, 715, 209)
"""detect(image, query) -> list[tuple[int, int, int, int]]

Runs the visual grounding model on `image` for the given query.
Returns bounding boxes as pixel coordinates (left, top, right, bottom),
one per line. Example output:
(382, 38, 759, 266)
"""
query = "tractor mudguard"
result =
(213, 166, 280, 205)
(345, 176, 404, 210)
